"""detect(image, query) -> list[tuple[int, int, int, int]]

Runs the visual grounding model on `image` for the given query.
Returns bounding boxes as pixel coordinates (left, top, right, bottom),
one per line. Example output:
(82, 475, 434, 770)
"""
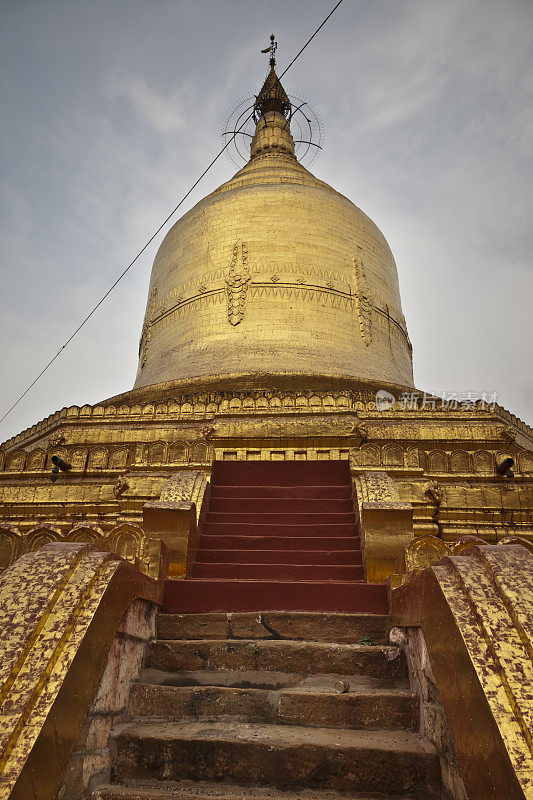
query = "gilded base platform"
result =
(0, 379, 532, 579)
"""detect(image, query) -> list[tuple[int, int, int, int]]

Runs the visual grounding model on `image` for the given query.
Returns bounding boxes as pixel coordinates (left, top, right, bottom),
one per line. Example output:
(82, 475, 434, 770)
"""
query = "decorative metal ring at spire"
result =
(253, 65, 291, 119)
(223, 92, 324, 169)
(222, 35, 323, 168)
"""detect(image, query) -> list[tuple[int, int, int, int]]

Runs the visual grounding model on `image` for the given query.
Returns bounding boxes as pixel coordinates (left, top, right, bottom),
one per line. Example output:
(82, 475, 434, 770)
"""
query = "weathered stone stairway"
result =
(93, 611, 441, 799)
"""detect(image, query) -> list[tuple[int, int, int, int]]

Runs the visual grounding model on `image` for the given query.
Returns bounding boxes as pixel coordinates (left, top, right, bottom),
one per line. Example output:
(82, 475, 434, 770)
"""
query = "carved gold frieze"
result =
(135, 256, 412, 350)
(225, 242, 251, 325)
(1, 385, 532, 557)
(216, 446, 351, 462)
(159, 261, 350, 303)
(5, 389, 532, 455)
(353, 254, 373, 346)
(0, 521, 150, 574)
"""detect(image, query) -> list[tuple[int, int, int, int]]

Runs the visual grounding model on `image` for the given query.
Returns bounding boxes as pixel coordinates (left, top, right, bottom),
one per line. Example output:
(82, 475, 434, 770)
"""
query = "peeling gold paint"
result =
(0, 542, 159, 800)
(392, 544, 533, 800)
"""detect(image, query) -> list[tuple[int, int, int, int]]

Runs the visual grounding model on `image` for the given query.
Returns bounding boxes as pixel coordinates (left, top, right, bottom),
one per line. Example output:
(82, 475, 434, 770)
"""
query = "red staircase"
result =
(164, 460, 388, 613)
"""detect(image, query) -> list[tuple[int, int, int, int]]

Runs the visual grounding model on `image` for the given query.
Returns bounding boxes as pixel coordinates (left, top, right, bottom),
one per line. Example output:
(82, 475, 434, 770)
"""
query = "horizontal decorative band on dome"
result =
(143, 281, 411, 348)
(155, 261, 354, 300)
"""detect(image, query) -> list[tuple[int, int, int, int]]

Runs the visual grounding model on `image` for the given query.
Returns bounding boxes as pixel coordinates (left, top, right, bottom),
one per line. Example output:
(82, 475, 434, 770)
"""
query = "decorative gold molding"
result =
(139, 270, 411, 349)
(225, 242, 251, 325)
(113, 473, 129, 498)
(355, 471, 414, 582)
(138, 287, 157, 369)
(144, 469, 211, 577)
(353, 255, 373, 346)
(0, 521, 150, 575)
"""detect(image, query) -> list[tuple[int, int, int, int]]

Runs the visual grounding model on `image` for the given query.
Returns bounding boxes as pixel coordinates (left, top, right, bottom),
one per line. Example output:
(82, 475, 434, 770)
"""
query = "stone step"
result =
(140, 669, 404, 692)
(202, 522, 357, 536)
(194, 548, 362, 565)
(129, 683, 419, 730)
(163, 579, 387, 614)
(146, 639, 407, 681)
(278, 686, 418, 731)
(196, 535, 360, 550)
(191, 563, 364, 580)
(211, 484, 352, 499)
(111, 721, 440, 795)
(92, 780, 433, 799)
(157, 611, 391, 643)
(209, 498, 354, 513)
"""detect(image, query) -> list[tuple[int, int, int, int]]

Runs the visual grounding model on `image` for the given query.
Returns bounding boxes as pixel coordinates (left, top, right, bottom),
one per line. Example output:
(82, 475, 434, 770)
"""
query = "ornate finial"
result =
(254, 36, 290, 120)
(261, 33, 277, 68)
(222, 36, 322, 167)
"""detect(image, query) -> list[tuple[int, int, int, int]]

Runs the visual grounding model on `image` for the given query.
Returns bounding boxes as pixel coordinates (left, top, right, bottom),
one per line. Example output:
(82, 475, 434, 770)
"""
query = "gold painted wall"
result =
(1, 388, 532, 575)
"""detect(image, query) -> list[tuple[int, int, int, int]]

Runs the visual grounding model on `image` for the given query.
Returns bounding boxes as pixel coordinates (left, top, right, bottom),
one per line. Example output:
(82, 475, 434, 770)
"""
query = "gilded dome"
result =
(134, 73, 413, 392)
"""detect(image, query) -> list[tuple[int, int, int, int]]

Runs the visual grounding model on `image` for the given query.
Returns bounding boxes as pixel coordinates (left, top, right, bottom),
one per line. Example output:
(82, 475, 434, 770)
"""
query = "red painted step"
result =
(211, 484, 352, 499)
(202, 522, 356, 536)
(191, 563, 365, 580)
(206, 512, 355, 525)
(194, 549, 362, 565)
(163, 460, 381, 614)
(197, 535, 360, 550)
(209, 498, 354, 512)
(164, 579, 387, 614)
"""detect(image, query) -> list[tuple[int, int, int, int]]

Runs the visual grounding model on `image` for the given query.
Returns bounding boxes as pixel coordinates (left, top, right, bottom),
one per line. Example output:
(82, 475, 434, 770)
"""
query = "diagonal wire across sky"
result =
(0, 0, 344, 427)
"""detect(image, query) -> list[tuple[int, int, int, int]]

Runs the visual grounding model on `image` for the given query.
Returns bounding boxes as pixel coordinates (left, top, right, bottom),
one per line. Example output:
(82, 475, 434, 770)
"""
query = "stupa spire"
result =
(250, 35, 295, 160)
(254, 34, 291, 119)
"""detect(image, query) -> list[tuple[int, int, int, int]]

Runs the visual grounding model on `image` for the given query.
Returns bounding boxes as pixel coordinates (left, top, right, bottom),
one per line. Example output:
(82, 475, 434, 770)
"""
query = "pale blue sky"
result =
(1, 0, 532, 441)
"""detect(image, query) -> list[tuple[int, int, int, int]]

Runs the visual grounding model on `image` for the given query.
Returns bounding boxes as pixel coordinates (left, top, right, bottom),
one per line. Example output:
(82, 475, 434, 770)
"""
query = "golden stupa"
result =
(134, 84, 413, 392)
(0, 43, 532, 800)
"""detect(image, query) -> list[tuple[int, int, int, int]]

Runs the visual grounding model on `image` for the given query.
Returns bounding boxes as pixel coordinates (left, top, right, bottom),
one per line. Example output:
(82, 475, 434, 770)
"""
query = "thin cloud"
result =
(109, 74, 192, 134)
